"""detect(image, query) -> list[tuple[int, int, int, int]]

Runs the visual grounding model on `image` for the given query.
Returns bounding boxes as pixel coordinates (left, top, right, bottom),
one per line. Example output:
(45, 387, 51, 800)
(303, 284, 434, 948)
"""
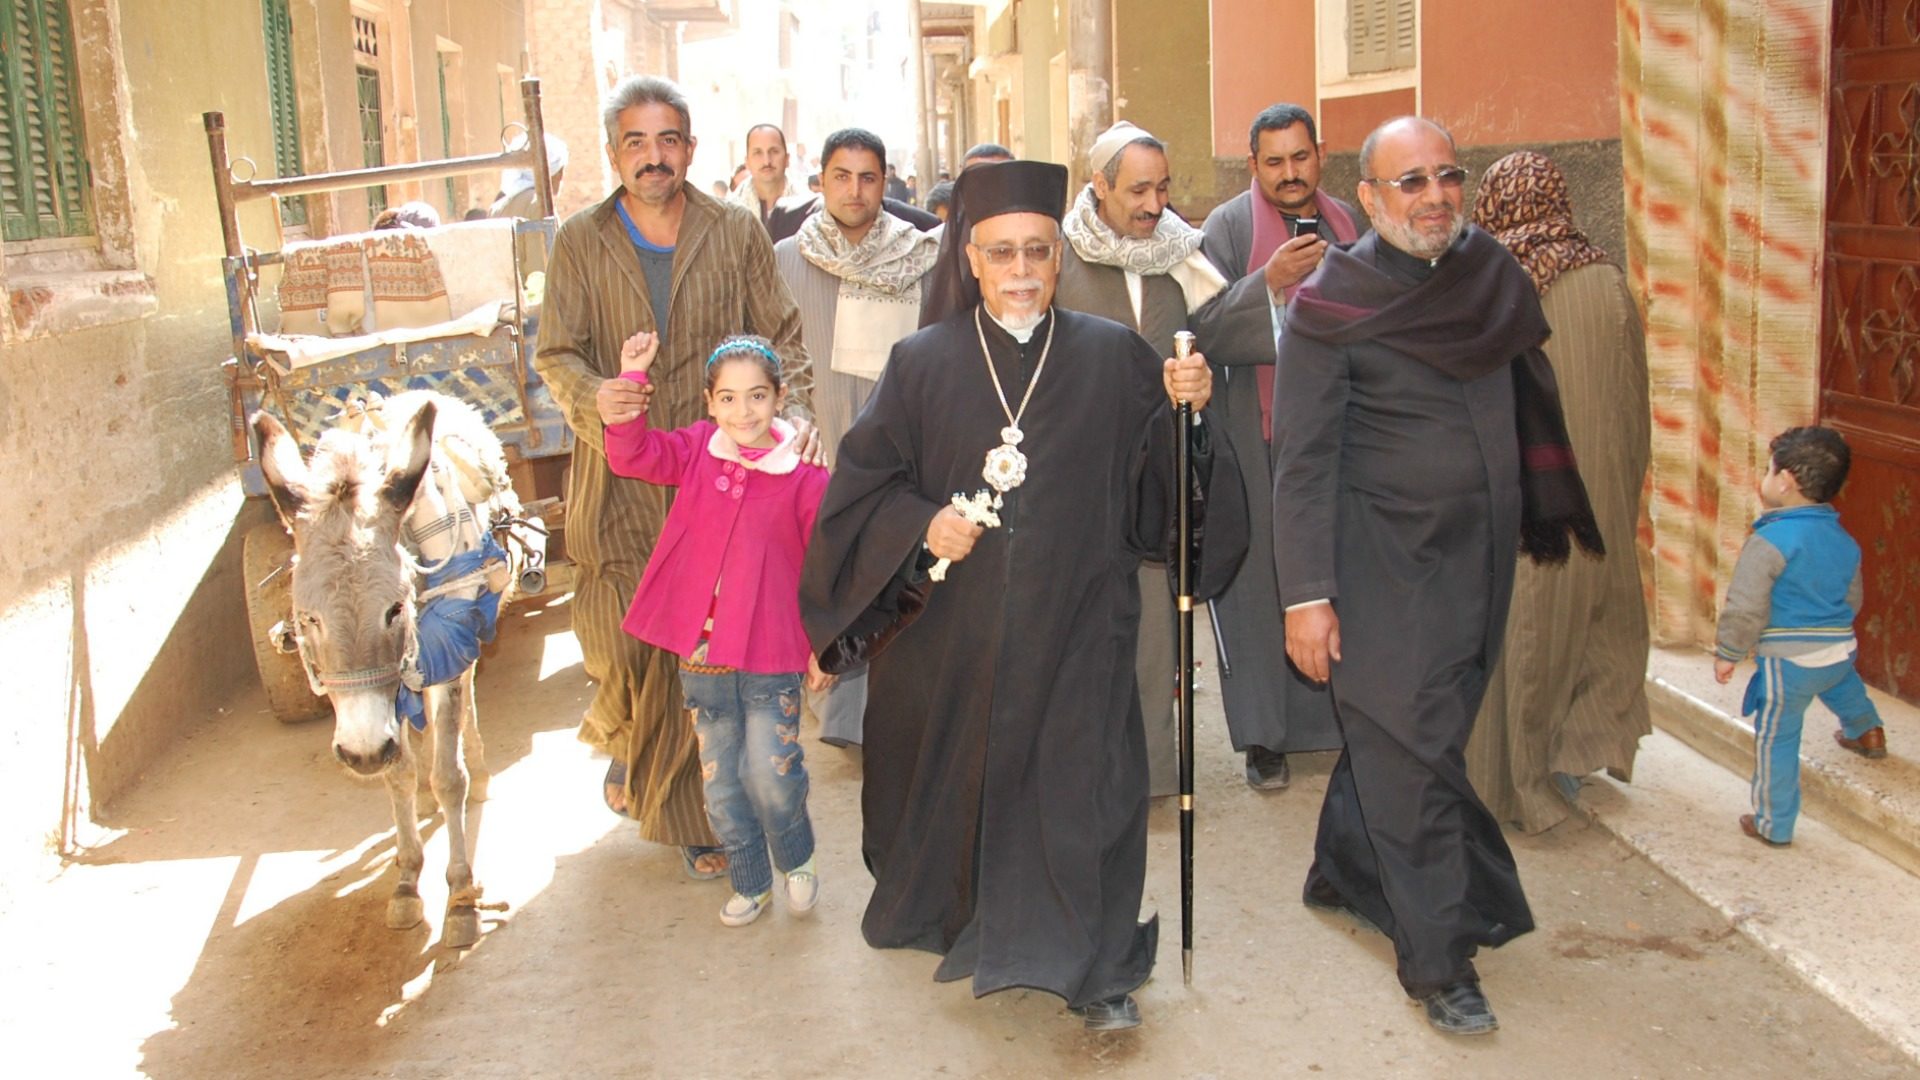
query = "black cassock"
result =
(1274, 232, 1539, 998)
(802, 307, 1246, 1008)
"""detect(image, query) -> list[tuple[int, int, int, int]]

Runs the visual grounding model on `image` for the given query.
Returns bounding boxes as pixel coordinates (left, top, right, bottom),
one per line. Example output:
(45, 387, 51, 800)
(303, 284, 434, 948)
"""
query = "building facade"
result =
(0, 0, 530, 876)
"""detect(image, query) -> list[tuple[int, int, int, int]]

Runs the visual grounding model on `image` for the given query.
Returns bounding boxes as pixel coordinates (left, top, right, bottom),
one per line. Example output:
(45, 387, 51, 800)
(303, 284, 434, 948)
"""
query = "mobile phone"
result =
(1291, 216, 1321, 239)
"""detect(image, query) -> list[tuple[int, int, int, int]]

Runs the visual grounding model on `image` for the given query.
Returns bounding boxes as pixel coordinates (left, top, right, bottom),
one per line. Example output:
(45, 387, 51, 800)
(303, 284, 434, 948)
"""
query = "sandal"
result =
(602, 758, 628, 817)
(682, 845, 728, 880)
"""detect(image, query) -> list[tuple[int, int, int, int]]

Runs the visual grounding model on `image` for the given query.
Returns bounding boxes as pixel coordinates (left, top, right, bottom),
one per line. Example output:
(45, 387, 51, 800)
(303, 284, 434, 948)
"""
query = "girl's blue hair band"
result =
(705, 340, 781, 367)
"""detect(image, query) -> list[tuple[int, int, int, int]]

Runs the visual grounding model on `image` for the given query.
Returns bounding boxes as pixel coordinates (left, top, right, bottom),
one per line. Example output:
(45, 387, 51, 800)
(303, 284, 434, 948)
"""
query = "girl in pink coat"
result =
(604, 332, 833, 927)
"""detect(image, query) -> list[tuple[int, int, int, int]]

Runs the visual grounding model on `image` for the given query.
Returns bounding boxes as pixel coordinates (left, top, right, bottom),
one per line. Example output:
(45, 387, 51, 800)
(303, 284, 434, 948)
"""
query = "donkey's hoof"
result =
(443, 906, 481, 949)
(466, 772, 491, 803)
(387, 891, 425, 930)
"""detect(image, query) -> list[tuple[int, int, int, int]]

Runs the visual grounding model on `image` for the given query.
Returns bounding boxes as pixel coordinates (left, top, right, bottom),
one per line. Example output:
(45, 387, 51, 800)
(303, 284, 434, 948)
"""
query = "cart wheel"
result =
(243, 521, 330, 724)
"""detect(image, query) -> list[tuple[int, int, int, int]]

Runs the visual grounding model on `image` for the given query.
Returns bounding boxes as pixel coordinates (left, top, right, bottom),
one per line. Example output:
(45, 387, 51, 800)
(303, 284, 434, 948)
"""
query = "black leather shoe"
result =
(1419, 981, 1498, 1035)
(1244, 746, 1291, 790)
(1070, 994, 1142, 1031)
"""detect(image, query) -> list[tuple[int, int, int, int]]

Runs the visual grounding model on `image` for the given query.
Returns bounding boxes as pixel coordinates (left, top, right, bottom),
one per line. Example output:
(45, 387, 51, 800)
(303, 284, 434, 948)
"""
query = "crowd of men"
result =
(530, 72, 1620, 1038)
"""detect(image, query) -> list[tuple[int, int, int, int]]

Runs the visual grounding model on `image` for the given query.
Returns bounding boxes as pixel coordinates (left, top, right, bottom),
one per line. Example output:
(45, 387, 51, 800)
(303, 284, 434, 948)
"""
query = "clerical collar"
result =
(983, 303, 1050, 344)
(1375, 235, 1442, 282)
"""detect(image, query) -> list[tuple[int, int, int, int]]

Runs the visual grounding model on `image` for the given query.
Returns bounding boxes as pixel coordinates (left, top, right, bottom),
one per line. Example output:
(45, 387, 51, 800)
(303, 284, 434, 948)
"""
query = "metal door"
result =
(1823, 0, 1920, 700)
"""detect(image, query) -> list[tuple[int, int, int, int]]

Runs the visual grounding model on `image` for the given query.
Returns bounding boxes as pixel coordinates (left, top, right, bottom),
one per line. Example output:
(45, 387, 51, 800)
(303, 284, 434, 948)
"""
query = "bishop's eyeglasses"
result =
(1360, 166, 1471, 195)
(972, 241, 1059, 266)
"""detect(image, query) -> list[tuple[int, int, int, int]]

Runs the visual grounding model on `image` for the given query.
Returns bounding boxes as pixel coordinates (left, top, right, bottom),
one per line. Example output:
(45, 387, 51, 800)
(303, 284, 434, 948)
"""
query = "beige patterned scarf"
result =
(1061, 184, 1227, 312)
(798, 210, 941, 380)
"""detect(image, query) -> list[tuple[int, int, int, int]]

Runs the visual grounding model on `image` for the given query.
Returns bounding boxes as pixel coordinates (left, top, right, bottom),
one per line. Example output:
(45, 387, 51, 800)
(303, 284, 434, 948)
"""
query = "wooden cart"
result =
(205, 77, 573, 722)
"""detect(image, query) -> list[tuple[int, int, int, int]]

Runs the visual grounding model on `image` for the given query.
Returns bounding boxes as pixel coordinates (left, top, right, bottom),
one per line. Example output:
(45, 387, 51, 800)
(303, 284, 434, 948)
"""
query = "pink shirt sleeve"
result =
(795, 464, 831, 546)
(603, 371, 704, 486)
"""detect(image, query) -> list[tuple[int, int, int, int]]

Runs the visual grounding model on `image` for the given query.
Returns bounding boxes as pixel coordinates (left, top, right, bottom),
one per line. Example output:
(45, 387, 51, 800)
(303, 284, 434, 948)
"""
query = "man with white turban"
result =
(1054, 120, 1230, 796)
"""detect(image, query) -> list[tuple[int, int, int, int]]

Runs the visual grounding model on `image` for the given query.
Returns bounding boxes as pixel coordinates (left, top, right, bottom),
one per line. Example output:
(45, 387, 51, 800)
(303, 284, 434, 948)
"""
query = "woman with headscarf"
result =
(1466, 150, 1652, 832)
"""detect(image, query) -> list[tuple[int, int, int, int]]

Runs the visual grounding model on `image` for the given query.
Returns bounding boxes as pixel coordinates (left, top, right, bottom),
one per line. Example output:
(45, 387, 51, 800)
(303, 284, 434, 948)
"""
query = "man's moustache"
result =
(636, 165, 676, 179)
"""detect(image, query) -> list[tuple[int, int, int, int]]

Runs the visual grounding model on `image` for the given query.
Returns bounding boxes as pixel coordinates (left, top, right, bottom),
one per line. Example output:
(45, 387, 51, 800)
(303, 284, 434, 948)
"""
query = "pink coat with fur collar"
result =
(605, 390, 828, 674)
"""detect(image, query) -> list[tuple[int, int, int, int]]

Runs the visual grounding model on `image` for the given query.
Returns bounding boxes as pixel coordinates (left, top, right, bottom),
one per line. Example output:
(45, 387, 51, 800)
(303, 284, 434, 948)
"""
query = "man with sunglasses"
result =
(1193, 103, 1360, 794)
(802, 160, 1247, 1031)
(1272, 116, 1599, 1036)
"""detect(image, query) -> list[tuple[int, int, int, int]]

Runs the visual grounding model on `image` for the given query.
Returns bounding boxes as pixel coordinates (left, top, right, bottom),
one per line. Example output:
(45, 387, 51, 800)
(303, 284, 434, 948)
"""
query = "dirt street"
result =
(3, 595, 1909, 1079)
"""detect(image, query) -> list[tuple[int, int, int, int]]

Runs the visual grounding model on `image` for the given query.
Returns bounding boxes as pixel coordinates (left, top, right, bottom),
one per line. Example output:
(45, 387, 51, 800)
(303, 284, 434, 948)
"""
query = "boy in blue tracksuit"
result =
(1714, 426, 1886, 847)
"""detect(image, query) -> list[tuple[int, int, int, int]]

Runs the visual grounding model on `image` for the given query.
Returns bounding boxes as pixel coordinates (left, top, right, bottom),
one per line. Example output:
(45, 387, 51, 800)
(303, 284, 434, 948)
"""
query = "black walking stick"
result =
(1173, 330, 1198, 986)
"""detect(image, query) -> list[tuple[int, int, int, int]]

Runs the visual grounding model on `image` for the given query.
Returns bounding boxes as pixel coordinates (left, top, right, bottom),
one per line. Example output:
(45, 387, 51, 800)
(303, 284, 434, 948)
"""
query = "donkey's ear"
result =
(380, 399, 436, 514)
(253, 411, 309, 525)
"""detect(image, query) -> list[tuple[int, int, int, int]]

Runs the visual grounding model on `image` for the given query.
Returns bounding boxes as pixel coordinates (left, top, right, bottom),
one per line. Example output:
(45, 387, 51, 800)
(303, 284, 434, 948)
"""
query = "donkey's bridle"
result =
(294, 615, 420, 699)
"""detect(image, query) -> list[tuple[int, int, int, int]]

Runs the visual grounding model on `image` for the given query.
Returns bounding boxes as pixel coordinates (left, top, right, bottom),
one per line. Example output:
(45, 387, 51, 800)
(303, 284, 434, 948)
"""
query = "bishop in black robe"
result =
(801, 161, 1247, 1025)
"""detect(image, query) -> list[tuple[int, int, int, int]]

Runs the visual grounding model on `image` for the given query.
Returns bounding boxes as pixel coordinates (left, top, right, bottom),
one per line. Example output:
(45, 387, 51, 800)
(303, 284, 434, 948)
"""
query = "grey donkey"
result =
(254, 392, 521, 948)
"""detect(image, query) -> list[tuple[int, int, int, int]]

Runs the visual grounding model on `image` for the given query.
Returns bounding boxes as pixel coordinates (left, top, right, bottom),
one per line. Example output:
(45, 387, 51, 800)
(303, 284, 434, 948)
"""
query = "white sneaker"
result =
(786, 859, 820, 914)
(719, 890, 770, 927)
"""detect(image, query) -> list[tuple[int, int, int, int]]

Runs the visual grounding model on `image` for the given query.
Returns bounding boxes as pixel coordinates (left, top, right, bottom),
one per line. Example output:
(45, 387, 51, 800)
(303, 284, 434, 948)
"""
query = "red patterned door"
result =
(1824, 0, 1920, 702)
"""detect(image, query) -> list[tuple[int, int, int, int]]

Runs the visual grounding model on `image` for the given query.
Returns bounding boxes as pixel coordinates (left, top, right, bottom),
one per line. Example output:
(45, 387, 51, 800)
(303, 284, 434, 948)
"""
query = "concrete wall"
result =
(1114, 0, 1213, 214)
(1198, 0, 1623, 233)
(1207, 0, 1315, 160)
(1422, 0, 1620, 145)
(0, 1, 283, 882)
(527, 0, 680, 218)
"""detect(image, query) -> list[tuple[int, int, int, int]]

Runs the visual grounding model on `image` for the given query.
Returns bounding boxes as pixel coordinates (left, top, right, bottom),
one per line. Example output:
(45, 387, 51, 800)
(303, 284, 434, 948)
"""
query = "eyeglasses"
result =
(1361, 166, 1470, 195)
(972, 241, 1058, 266)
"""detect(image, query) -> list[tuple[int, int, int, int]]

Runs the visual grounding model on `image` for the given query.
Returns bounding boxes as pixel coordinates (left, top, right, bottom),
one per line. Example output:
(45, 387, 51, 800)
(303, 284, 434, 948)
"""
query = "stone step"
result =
(1644, 646, 1920, 878)
(1578, 727, 1920, 1066)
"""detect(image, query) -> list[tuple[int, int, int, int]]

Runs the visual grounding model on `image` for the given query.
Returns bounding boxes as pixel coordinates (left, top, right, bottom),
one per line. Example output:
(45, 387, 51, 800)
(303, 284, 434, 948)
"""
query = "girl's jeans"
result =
(679, 654, 815, 898)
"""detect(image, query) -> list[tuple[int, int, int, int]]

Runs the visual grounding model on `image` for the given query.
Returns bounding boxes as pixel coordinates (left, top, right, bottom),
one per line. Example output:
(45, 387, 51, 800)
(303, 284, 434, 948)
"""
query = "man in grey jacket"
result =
(773, 127, 940, 747)
(1194, 103, 1362, 791)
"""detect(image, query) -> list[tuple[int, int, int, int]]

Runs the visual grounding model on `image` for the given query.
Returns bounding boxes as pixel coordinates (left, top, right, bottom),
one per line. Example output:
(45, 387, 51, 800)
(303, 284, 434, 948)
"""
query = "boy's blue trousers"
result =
(1743, 655, 1882, 842)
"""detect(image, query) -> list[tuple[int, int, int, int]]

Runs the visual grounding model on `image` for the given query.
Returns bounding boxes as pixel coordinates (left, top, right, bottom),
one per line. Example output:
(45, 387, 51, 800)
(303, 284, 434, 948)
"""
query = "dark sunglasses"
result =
(1361, 166, 1471, 195)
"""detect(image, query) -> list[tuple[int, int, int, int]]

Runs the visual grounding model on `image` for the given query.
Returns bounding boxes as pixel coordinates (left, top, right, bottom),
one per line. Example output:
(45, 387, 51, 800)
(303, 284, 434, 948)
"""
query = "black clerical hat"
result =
(918, 160, 1069, 328)
(956, 160, 1067, 223)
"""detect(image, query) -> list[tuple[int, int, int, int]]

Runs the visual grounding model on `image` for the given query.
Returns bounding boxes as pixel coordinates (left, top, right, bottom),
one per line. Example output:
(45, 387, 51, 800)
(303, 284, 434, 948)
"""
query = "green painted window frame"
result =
(356, 63, 386, 214)
(1, 0, 94, 242)
(438, 50, 455, 213)
(261, 0, 306, 226)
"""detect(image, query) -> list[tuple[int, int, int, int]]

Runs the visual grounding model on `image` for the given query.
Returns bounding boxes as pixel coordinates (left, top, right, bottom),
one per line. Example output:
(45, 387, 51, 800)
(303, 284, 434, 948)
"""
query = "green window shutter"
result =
(1346, 0, 1387, 76)
(2, 0, 94, 241)
(261, 0, 306, 225)
(0, 11, 23, 239)
(1387, 0, 1417, 71)
(1347, 0, 1415, 76)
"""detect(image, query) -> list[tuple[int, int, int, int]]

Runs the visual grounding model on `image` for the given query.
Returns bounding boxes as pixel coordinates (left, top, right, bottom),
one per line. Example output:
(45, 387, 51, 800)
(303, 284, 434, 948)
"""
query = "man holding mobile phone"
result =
(1190, 103, 1364, 793)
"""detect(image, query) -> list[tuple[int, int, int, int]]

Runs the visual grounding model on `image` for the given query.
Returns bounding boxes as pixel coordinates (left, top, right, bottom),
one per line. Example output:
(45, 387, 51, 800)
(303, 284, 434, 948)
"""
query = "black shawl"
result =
(1286, 225, 1604, 563)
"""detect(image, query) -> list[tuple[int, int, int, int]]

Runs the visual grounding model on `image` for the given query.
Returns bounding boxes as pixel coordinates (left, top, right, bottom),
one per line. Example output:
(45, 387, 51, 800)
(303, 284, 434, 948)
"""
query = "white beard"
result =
(986, 281, 1047, 342)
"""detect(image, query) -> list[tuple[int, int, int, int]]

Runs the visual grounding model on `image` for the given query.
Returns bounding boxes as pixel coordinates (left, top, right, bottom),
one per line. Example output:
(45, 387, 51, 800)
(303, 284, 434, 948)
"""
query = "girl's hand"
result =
(1714, 658, 1737, 684)
(806, 654, 838, 693)
(619, 330, 659, 375)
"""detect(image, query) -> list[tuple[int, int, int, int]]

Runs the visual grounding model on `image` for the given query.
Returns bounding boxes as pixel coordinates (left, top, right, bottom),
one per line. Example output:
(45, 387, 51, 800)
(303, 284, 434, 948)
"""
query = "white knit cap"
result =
(1088, 121, 1156, 176)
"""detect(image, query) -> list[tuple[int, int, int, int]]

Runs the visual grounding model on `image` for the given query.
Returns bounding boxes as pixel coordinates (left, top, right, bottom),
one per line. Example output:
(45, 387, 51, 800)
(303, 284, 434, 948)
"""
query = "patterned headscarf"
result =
(1471, 151, 1608, 295)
